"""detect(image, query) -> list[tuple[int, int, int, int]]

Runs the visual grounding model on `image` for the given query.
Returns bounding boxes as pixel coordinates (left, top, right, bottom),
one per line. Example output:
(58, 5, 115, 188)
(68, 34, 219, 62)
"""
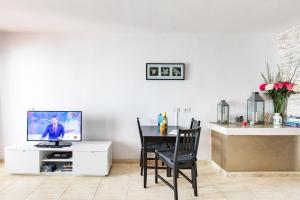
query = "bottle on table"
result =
(160, 112, 168, 134)
(158, 113, 163, 130)
(163, 112, 168, 127)
(160, 121, 166, 135)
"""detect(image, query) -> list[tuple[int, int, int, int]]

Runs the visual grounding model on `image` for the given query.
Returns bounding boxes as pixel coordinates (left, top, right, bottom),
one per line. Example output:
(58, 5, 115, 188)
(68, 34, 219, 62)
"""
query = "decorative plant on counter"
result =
(260, 62, 300, 118)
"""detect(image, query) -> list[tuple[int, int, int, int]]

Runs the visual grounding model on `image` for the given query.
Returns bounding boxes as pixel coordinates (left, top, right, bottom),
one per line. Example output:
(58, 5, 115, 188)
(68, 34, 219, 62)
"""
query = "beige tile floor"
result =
(0, 161, 300, 200)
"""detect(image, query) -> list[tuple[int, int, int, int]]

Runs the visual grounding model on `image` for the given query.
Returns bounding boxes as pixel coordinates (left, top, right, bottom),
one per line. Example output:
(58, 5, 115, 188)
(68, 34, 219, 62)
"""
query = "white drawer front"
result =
(5, 150, 40, 174)
(73, 151, 108, 176)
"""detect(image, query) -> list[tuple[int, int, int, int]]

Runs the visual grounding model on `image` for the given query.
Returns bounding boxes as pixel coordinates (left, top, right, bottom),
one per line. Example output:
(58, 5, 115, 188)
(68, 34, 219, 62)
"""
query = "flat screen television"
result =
(27, 111, 82, 142)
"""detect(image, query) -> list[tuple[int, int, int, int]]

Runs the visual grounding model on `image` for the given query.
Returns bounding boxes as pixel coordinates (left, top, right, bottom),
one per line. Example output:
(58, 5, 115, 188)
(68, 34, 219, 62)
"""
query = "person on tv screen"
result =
(41, 115, 65, 140)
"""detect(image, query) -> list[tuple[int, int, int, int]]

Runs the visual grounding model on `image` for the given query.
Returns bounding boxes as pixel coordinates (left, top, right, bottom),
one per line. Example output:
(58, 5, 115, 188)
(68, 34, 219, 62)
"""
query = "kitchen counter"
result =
(208, 122, 300, 173)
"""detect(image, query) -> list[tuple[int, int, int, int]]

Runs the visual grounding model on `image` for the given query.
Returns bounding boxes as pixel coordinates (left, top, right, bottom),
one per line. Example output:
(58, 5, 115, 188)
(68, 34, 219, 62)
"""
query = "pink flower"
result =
(282, 82, 290, 87)
(259, 83, 267, 91)
(286, 83, 295, 91)
(273, 82, 283, 90)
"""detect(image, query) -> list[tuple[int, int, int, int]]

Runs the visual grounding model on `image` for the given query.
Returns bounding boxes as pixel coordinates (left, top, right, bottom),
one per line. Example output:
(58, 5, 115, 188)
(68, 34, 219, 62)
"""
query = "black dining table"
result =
(141, 126, 184, 188)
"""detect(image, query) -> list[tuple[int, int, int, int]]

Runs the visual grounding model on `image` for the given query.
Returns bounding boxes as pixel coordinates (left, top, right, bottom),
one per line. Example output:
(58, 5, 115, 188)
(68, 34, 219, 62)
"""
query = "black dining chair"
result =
(154, 127, 201, 200)
(190, 118, 201, 129)
(190, 118, 200, 176)
(137, 117, 169, 176)
(167, 118, 201, 176)
(168, 118, 201, 149)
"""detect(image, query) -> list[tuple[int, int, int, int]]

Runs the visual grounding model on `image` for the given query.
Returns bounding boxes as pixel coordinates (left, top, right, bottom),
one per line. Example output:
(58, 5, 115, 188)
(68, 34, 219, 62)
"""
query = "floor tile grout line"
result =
(0, 175, 25, 193)
(57, 178, 74, 200)
(24, 176, 49, 200)
(0, 175, 41, 200)
(91, 178, 102, 200)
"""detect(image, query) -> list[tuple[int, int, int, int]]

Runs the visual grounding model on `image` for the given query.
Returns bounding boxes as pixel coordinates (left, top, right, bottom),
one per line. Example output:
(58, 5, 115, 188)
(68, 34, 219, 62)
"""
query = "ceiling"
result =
(0, 0, 299, 34)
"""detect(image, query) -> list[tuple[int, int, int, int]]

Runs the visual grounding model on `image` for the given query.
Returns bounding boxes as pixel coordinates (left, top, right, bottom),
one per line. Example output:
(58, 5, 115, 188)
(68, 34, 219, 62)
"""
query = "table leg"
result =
(167, 166, 171, 177)
(143, 138, 147, 188)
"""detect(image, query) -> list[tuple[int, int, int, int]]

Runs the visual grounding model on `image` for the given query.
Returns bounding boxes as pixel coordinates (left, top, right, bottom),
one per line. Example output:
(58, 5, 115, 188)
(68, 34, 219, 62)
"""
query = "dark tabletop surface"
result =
(141, 126, 185, 137)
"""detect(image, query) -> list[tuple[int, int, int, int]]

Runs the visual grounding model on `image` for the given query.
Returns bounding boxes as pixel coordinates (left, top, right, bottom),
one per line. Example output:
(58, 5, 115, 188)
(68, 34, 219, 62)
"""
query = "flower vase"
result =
(273, 96, 288, 122)
(273, 113, 282, 125)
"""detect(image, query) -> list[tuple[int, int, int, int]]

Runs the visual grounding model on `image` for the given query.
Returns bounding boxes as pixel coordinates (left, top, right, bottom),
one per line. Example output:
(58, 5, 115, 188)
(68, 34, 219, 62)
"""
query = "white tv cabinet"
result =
(5, 141, 112, 176)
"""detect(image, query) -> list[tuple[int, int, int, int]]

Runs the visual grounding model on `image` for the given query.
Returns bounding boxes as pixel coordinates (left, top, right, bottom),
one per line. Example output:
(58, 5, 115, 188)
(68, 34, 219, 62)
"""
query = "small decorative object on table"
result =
(242, 120, 249, 127)
(217, 100, 229, 124)
(264, 113, 273, 124)
(235, 116, 244, 123)
(247, 92, 265, 125)
(273, 113, 282, 125)
(260, 62, 300, 124)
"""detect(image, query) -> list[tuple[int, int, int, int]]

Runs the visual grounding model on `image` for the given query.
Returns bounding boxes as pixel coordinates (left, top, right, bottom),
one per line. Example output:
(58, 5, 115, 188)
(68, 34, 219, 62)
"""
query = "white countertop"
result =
(208, 122, 300, 135)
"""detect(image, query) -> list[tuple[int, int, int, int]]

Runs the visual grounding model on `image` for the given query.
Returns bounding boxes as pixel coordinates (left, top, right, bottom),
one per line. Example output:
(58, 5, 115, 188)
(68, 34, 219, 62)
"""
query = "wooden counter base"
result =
(212, 130, 300, 172)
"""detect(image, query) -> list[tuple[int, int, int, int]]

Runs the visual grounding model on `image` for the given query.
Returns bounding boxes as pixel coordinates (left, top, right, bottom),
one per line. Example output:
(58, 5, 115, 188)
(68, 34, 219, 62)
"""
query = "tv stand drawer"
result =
(5, 150, 40, 174)
(73, 151, 109, 175)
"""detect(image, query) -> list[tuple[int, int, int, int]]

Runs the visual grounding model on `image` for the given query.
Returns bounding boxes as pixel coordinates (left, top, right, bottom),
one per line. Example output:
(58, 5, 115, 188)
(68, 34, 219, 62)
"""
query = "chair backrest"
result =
(137, 118, 143, 146)
(173, 127, 201, 164)
(189, 118, 201, 153)
(190, 118, 201, 129)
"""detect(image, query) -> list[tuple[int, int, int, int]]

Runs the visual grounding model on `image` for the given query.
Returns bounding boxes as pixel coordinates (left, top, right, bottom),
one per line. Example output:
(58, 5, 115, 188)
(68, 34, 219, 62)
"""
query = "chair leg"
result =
(195, 162, 198, 177)
(173, 168, 178, 200)
(140, 151, 143, 176)
(155, 153, 158, 183)
(192, 164, 198, 196)
(139, 149, 142, 167)
(166, 166, 169, 177)
(166, 166, 171, 177)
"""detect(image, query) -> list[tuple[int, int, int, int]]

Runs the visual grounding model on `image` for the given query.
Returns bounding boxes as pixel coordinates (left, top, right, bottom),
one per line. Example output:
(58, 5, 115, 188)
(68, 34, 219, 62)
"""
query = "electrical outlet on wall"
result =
(183, 107, 191, 113)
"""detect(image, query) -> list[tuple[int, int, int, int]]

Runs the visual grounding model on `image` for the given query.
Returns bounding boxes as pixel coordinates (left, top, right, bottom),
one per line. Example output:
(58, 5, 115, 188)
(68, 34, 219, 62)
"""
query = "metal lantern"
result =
(247, 92, 265, 124)
(217, 100, 229, 124)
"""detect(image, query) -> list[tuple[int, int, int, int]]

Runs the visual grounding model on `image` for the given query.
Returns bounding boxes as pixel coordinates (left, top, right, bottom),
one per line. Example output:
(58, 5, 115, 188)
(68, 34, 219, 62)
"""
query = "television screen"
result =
(27, 111, 82, 141)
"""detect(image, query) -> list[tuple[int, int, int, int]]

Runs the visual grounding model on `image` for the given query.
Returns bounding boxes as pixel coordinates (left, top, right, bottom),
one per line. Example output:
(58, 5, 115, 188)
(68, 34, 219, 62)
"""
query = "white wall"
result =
(0, 33, 10, 156)
(0, 33, 277, 160)
(0, 36, 3, 154)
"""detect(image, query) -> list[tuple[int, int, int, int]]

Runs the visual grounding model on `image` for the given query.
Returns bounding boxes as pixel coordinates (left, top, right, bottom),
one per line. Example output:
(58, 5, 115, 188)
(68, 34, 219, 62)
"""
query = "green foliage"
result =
(261, 61, 300, 84)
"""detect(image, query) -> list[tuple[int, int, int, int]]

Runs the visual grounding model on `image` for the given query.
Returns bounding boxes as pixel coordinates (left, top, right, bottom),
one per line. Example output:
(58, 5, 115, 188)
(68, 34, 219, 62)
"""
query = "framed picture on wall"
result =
(146, 63, 185, 80)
